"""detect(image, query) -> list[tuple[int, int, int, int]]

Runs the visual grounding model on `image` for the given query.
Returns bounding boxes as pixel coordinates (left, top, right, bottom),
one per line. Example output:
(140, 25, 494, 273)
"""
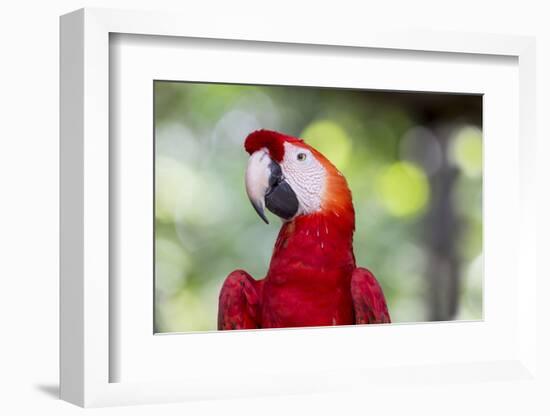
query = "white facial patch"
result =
(281, 142, 326, 216)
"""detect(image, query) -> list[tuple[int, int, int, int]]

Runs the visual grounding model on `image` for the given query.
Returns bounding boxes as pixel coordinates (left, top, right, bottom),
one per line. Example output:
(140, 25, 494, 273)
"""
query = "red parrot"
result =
(218, 129, 391, 329)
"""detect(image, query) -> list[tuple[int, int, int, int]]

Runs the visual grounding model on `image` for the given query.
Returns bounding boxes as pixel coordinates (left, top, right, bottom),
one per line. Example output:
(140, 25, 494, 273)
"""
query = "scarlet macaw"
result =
(218, 129, 390, 329)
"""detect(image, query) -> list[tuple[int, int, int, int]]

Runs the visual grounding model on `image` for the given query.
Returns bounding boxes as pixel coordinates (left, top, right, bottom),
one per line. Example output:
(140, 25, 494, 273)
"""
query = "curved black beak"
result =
(245, 150, 299, 223)
(264, 161, 299, 221)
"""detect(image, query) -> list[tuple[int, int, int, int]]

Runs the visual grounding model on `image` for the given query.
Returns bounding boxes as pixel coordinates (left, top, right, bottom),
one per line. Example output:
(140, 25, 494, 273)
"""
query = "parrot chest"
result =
(260, 259, 355, 328)
(259, 214, 356, 328)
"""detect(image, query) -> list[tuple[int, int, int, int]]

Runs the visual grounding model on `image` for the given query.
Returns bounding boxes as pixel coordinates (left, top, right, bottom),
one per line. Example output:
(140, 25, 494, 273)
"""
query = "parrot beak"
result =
(245, 150, 299, 224)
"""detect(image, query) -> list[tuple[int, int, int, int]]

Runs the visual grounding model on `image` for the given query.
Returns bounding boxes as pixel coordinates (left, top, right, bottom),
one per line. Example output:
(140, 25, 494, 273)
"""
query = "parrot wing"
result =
(351, 267, 391, 324)
(218, 270, 262, 330)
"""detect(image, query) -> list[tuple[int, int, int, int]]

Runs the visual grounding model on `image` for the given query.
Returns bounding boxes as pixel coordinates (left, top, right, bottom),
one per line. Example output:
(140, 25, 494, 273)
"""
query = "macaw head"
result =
(244, 129, 354, 225)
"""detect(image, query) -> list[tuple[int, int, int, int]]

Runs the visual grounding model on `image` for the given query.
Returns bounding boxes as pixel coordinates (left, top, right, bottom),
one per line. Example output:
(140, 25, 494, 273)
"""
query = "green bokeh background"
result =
(154, 81, 483, 332)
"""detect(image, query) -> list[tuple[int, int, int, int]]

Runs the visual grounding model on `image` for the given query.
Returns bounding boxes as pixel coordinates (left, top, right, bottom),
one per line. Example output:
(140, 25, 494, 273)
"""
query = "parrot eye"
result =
(297, 153, 307, 161)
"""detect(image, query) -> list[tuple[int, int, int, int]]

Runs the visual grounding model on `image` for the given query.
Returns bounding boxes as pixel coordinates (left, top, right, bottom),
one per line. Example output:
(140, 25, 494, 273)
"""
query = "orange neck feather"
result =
(311, 147, 355, 234)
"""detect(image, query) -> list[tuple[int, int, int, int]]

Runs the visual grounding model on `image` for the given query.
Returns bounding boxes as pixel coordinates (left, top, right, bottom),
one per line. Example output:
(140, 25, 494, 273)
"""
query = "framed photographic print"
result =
(60, 8, 537, 407)
(153, 81, 482, 333)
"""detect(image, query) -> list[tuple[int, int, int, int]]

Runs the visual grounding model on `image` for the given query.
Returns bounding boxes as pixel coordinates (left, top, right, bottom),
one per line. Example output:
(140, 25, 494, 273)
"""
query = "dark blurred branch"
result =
(424, 128, 461, 321)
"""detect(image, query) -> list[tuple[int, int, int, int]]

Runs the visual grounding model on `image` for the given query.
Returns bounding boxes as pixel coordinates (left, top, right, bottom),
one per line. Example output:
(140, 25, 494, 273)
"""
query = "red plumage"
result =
(218, 130, 390, 329)
(244, 129, 303, 162)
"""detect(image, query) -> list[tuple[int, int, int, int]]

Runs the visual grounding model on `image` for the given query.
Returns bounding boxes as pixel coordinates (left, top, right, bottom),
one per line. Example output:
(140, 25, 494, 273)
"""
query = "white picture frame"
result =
(60, 7, 537, 407)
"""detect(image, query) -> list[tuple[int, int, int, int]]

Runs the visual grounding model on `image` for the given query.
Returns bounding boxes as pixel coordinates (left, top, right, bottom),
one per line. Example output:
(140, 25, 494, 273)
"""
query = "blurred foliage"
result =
(154, 81, 483, 332)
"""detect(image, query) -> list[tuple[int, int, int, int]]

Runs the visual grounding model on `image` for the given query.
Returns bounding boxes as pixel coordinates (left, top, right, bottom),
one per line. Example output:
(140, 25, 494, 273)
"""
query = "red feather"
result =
(218, 130, 391, 329)
(218, 270, 262, 329)
(351, 268, 391, 324)
(244, 129, 303, 162)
